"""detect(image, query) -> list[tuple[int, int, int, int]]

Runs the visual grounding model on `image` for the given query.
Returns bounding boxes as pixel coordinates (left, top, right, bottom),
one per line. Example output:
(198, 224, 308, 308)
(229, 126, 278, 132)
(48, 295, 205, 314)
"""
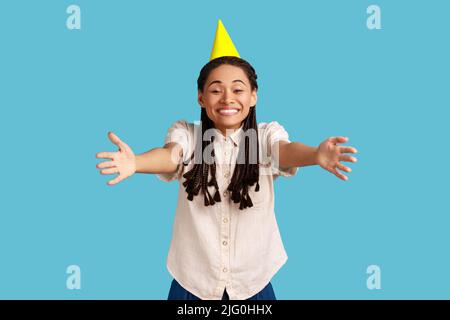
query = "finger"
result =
(336, 162, 352, 173)
(96, 160, 115, 169)
(108, 132, 125, 150)
(339, 155, 358, 163)
(339, 146, 358, 154)
(100, 167, 119, 175)
(96, 151, 116, 159)
(332, 168, 348, 181)
(107, 175, 123, 186)
(329, 136, 348, 144)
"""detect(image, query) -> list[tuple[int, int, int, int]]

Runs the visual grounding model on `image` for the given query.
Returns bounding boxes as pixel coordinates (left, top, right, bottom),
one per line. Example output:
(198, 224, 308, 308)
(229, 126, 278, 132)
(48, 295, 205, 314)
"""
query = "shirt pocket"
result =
(247, 164, 272, 210)
(248, 189, 265, 209)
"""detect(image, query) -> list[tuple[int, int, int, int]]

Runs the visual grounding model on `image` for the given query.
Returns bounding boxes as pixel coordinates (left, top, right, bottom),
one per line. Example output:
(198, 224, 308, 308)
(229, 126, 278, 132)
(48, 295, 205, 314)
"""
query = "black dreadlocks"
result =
(182, 56, 260, 210)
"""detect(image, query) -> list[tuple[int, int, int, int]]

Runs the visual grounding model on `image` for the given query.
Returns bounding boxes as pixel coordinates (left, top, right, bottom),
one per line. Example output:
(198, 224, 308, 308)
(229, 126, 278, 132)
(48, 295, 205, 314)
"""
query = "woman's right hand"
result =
(95, 132, 136, 186)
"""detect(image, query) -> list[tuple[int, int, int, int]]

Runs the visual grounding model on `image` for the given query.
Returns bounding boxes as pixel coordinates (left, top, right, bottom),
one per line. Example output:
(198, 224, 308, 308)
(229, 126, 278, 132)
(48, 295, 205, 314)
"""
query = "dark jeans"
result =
(167, 279, 276, 300)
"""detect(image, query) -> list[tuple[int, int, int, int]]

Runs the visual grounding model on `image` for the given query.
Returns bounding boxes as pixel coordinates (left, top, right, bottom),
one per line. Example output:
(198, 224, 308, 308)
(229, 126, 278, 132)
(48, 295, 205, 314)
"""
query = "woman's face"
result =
(198, 64, 257, 135)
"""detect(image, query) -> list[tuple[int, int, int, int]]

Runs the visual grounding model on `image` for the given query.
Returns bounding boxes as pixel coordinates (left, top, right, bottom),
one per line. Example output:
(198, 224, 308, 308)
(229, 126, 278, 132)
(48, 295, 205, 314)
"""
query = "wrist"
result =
(313, 146, 319, 165)
(134, 154, 140, 173)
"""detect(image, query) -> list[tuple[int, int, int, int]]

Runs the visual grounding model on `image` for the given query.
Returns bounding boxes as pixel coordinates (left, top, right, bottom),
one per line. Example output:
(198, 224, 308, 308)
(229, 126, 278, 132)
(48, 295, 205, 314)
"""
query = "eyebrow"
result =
(207, 80, 247, 88)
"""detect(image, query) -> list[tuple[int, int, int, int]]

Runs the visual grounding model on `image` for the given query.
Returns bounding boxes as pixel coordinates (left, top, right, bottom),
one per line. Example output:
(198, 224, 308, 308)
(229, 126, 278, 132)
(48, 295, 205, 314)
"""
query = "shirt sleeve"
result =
(156, 120, 191, 182)
(261, 121, 298, 178)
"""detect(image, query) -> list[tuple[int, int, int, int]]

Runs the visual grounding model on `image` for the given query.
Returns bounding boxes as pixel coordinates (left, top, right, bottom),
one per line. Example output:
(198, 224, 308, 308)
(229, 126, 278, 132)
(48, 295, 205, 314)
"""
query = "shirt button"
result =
(223, 241, 228, 246)
(224, 172, 230, 178)
(223, 190, 228, 197)
(223, 218, 228, 223)
(223, 268, 228, 273)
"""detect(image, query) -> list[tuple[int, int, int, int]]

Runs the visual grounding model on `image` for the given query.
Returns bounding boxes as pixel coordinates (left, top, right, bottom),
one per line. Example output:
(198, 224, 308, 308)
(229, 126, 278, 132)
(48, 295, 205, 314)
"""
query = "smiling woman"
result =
(198, 62, 258, 135)
(95, 19, 358, 301)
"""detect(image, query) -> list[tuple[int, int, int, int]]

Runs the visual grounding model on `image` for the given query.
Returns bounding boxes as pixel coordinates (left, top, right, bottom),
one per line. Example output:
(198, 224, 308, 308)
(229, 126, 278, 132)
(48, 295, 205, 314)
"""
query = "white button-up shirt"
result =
(157, 120, 298, 300)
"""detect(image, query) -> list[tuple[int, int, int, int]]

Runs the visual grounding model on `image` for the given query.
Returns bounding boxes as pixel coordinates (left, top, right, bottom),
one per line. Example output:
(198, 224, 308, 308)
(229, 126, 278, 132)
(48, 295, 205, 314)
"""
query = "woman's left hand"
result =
(316, 137, 358, 181)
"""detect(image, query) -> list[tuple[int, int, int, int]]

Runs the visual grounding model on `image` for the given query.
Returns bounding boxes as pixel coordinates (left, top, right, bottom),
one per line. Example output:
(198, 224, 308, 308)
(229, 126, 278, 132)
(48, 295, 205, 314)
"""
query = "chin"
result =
(217, 117, 242, 126)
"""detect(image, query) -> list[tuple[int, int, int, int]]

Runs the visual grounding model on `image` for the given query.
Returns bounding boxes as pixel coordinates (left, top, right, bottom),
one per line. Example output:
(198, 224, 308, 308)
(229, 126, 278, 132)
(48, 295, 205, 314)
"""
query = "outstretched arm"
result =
(95, 131, 183, 186)
(135, 142, 183, 174)
(277, 137, 358, 181)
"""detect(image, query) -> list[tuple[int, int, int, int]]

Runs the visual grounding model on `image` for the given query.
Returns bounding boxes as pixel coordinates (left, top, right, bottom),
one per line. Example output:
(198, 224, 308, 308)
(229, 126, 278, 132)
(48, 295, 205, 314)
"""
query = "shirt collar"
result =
(213, 124, 243, 147)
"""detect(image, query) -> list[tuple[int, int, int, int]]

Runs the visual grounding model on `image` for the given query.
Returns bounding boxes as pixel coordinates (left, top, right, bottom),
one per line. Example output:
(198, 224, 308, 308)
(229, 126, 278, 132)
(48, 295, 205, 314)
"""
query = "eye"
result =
(210, 90, 221, 94)
(234, 89, 244, 93)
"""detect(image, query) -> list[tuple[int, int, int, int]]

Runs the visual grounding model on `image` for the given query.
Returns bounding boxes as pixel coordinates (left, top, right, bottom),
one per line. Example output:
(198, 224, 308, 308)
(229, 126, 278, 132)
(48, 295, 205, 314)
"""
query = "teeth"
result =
(218, 109, 239, 115)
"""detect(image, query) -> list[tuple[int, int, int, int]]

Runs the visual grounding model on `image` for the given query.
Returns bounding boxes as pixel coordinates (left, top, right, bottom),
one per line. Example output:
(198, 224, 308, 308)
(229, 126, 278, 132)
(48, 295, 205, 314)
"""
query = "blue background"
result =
(0, 0, 449, 299)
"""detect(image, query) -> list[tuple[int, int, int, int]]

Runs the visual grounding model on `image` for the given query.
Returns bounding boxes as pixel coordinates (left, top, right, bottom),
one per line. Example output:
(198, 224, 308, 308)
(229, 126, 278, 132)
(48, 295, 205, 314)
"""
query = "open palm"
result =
(316, 136, 358, 181)
(95, 132, 136, 185)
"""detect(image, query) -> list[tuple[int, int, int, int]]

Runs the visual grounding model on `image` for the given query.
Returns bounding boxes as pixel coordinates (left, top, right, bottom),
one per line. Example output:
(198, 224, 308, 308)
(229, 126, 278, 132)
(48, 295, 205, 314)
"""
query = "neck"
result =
(215, 123, 242, 137)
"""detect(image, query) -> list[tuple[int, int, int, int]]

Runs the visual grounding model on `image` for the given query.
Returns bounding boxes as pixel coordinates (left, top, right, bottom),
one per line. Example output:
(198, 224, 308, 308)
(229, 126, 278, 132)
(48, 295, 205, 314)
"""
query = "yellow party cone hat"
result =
(209, 19, 240, 61)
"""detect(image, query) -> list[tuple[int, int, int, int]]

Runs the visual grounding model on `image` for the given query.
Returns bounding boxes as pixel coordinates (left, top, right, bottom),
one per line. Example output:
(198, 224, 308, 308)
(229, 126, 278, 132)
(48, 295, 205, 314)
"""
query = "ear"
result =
(250, 89, 258, 108)
(198, 91, 205, 108)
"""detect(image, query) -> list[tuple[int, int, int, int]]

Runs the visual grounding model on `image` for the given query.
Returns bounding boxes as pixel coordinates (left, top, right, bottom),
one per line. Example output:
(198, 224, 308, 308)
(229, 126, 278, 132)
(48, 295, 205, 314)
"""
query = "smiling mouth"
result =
(217, 107, 240, 116)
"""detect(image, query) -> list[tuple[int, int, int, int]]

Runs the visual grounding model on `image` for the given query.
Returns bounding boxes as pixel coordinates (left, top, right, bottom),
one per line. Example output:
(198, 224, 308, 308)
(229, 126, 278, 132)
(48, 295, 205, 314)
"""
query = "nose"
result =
(220, 89, 235, 105)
